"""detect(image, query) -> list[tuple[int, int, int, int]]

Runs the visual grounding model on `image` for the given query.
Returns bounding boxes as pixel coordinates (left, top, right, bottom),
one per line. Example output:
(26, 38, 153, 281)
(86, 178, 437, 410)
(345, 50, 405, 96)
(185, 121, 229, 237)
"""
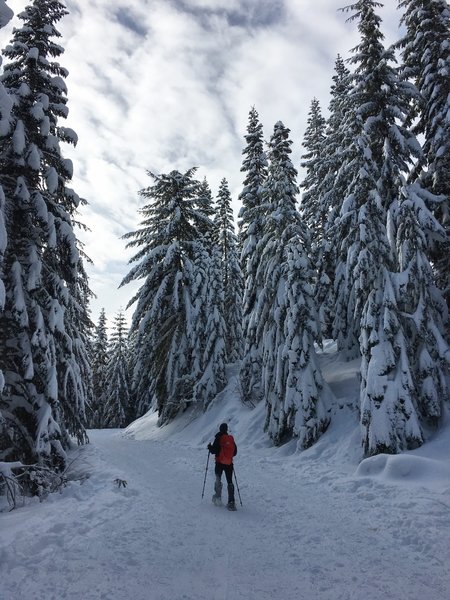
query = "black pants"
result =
(215, 462, 233, 484)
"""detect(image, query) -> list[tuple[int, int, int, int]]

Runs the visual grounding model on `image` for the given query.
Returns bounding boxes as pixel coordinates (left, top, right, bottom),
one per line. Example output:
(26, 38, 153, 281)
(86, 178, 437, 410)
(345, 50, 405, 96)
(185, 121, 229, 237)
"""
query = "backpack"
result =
(217, 434, 236, 465)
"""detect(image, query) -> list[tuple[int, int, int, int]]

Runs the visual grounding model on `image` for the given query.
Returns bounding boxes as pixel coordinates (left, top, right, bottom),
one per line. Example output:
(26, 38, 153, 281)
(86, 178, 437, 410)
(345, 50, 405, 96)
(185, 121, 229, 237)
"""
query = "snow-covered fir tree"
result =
(103, 311, 131, 428)
(313, 55, 353, 338)
(395, 184, 449, 426)
(299, 97, 326, 345)
(195, 177, 216, 221)
(121, 169, 213, 425)
(214, 178, 243, 363)
(360, 267, 424, 455)
(191, 239, 227, 408)
(340, 0, 449, 454)
(332, 1, 392, 359)
(300, 97, 326, 255)
(66, 253, 94, 428)
(257, 121, 329, 448)
(0, 0, 13, 405)
(397, 0, 450, 319)
(90, 309, 109, 427)
(238, 107, 268, 405)
(190, 179, 228, 408)
(0, 0, 89, 489)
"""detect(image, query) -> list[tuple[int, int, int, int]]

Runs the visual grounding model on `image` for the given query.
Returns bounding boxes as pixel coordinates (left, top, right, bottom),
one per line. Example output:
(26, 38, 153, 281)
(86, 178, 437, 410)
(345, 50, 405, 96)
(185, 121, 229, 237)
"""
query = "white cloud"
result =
(0, 0, 401, 325)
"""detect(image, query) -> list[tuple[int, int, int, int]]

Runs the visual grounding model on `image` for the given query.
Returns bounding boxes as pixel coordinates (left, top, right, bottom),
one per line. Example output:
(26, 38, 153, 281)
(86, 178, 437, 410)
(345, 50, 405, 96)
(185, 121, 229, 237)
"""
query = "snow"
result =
(1, 346, 450, 600)
(0, 1, 12, 28)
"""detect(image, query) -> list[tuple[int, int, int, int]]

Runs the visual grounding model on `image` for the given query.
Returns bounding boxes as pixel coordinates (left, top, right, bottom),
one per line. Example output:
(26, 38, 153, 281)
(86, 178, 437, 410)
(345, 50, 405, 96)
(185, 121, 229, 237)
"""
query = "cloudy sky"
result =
(1, 0, 401, 327)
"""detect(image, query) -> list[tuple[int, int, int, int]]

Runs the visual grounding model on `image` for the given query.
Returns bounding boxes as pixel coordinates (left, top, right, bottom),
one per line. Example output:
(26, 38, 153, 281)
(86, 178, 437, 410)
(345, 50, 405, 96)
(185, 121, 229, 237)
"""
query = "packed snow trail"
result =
(1, 420, 450, 600)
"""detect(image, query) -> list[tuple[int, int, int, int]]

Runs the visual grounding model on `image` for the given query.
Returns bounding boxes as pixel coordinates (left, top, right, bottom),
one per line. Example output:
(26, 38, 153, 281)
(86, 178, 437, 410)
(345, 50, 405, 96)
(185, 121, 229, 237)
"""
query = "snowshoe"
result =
(227, 501, 237, 511)
(212, 495, 223, 507)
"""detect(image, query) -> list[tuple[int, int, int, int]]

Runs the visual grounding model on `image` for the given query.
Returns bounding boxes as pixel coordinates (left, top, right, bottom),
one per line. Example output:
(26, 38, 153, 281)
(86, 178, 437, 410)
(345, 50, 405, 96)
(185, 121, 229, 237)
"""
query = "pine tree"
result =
(0, 0, 13, 404)
(0, 0, 89, 488)
(257, 122, 329, 447)
(65, 253, 94, 432)
(314, 56, 353, 338)
(104, 311, 131, 428)
(195, 177, 216, 221)
(341, 0, 449, 454)
(191, 239, 227, 408)
(238, 107, 268, 404)
(299, 97, 326, 345)
(90, 309, 109, 427)
(333, 0, 390, 358)
(121, 169, 211, 425)
(189, 179, 228, 408)
(360, 268, 424, 455)
(334, 0, 420, 356)
(395, 183, 450, 424)
(214, 178, 243, 363)
(397, 0, 450, 318)
(300, 97, 327, 250)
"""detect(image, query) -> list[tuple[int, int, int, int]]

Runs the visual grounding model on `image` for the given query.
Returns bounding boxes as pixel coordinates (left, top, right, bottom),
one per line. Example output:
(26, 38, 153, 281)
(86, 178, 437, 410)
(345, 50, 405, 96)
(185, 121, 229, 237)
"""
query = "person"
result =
(207, 422, 237, 511)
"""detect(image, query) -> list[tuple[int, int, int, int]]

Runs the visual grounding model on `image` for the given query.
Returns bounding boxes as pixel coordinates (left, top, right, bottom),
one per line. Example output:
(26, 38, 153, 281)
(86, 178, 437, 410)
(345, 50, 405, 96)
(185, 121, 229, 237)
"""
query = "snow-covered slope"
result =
(1, 344, 449, 600)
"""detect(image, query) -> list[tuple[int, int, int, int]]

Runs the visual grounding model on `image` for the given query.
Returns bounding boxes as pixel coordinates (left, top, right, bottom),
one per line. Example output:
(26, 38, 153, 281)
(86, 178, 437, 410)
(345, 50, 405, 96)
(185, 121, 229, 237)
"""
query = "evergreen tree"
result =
(238, 107, 268, 404)
(341, 0, 449, 454)
(360, 268, 424, 455)
(0, 0, 13, 404)
(195, 177, 215, 221)
(104, 311, 131, 428)
(214, 178, 243, 363)
(189, 179, 228, 408)
(397, 0, 450, 317)
(395, 183, 449, 422)
(314, 56, 353, 338)
(121, 169, 211, 425)
(90, 308, 109, 427)
(333, 0, 390, 358)
(191, 239, 227, 408)
(0, 0, 89, 488)
(300, 97, 327, 252)
(334, 0, 420, 356)
(66, 253, 94, 431)
(299, 97, 326, 345)
(257, 122, 329, 447)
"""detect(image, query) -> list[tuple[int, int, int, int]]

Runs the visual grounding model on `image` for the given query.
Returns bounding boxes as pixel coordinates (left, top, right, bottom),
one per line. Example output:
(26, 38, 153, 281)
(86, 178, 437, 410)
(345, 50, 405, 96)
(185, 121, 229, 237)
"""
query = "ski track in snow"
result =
(1, 425, 450, 600)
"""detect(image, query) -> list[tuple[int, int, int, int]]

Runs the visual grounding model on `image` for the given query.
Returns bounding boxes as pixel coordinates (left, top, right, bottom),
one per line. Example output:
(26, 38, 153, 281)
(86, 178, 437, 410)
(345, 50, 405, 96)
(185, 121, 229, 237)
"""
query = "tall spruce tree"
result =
(0, 0, 13, 406)
(299, 97, 326, 345)
(341, 0, 449, 454)
(214, 178, 243, 363)
(238, 107, 268, 404)
(332, 0, 391, 359)
(104, 311, 131, 428)
(0, 0, 89, 488)
(90, 308, 109, 427)
(257, 122, 329, 448)
(190, 179, 228, 408)
(191, 239, 227, 408)
(195, 177, 215, 221)
(121, 169, 211, 425)
(395, 184, 449, 425)
(397, 0, 450, 318)
(314, 56, 353, 338)
(300, 97, 327, 253)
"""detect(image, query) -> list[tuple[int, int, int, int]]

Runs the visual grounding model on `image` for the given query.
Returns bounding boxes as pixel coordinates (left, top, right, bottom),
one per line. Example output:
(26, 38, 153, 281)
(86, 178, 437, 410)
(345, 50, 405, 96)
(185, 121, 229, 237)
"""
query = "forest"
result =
(0, 0, 449, 499)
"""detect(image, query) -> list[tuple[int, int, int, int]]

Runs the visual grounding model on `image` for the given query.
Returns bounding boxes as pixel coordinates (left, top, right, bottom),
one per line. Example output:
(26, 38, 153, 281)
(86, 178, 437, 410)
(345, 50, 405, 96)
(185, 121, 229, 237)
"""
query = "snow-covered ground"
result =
(1, 344, 450, 600)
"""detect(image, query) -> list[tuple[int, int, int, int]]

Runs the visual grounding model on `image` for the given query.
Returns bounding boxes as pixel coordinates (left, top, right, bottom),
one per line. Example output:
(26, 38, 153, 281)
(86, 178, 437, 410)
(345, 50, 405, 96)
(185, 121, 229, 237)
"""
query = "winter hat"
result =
(219, 423, 228, 433)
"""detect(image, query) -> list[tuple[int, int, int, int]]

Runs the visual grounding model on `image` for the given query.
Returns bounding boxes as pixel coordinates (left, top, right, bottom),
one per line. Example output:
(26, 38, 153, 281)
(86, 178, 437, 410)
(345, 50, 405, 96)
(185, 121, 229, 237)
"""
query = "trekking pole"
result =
(201, 451, 210, 499)
(233, 466, 243, 506)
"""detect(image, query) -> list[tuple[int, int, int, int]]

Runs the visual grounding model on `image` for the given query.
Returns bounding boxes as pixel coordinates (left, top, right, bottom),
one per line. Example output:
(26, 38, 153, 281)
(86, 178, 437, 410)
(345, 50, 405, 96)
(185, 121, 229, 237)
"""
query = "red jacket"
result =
(209, 432, 237, 465)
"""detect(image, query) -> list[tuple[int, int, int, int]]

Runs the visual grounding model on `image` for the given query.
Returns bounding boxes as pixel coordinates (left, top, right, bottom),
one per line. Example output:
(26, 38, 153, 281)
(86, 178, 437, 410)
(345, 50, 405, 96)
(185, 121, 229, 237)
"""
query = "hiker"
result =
(207, 422, 237, 511)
